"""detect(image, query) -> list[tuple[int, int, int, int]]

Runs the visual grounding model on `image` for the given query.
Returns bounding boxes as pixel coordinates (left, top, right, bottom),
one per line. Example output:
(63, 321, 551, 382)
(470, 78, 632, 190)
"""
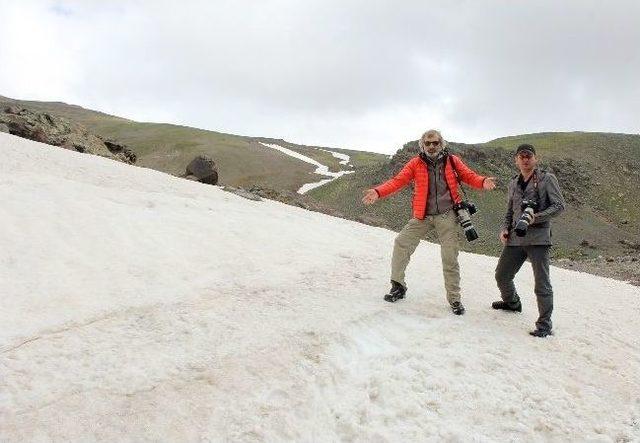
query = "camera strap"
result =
(511, 169, 541, 204)
(532, 171, 542, 205)
(446, 153, 470, 201)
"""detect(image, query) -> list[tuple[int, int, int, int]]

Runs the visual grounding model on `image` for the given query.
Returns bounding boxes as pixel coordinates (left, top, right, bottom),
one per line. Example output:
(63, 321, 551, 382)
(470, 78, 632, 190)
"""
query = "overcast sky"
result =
(1, 1, 639, 153)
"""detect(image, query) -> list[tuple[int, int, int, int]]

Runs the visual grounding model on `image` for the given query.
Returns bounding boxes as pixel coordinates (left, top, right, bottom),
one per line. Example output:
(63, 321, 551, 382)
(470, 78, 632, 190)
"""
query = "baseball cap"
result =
(516, 144, 536, 155)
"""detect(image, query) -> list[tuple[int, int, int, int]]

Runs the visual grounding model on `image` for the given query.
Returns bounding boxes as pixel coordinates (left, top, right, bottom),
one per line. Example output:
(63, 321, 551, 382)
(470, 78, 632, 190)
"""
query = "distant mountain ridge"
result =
(2, 94, 638, 272)
(0, 95, 385, 191)
(310, 133, 640, 263)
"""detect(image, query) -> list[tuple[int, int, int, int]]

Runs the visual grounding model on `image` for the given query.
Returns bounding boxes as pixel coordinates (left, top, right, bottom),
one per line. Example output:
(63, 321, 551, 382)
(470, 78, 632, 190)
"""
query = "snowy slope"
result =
(1, 132, 639, 442)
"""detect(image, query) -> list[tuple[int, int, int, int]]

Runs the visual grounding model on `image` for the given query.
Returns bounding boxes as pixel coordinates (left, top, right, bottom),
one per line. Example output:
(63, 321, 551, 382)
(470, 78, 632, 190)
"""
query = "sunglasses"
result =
(423, 140, 440, 147)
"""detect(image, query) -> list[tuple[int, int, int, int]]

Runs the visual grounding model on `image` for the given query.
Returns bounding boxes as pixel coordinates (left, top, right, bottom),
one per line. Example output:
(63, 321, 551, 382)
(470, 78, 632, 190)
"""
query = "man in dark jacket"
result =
(492, 144, 565, 337)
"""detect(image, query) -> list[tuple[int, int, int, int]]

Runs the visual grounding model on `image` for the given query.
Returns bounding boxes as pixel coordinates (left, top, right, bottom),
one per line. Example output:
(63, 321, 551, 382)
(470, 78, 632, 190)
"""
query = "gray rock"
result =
(619, 239, 640, 250)
(222, 186, 262, 201)
(104, 139, 137, 164)
(4, 106, 21, 115)
(0, 123, 9, 133)
(580, 239, 597, 249)
(0, 106, 136, 164)
(185, 155, 218, 185)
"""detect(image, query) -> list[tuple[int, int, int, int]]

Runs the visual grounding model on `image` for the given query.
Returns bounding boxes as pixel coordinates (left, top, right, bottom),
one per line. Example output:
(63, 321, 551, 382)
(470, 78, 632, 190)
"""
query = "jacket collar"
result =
(419, 150, 447, 166)
(518, 167, 543, 182)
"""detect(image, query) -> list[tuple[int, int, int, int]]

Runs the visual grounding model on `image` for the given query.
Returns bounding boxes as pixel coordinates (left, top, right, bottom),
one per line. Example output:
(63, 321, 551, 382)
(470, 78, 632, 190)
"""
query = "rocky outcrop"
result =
(215, 184, 354, 219)
(221, 186, 262, 201)
(103, 140, 136, 164)
(246, 185, 348, 218)
(619, 239, 640, 251)
(555, 253, 640, 286)
(387, 140, 590, 205)
(0, 106, 136, 164)
(184, 155, 218, 184)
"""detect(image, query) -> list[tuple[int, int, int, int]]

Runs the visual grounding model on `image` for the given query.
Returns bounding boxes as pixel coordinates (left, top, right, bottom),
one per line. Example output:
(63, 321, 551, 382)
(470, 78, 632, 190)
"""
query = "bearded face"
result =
(420, 136, 443, 157)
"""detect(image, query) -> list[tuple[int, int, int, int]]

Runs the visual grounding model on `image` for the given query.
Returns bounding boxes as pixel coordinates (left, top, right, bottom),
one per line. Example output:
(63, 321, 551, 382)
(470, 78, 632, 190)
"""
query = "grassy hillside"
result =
(310, 133, 640, 260)
(0, 95, 385, 190)
(4, 95, 637, 261)
(486, 132, 640, 229)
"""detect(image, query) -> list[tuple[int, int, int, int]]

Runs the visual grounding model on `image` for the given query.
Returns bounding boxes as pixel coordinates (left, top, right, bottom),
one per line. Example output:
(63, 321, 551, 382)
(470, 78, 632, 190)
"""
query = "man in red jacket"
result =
(362, 129, 496, 315)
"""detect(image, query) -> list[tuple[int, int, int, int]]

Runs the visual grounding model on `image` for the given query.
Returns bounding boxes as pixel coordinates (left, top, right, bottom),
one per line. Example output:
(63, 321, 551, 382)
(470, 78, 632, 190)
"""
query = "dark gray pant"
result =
(495, 245, 553, 331)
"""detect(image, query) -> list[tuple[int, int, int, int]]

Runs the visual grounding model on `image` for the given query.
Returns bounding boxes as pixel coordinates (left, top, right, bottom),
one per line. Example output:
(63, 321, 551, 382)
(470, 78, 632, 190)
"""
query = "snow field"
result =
(1, 133, 639, 442)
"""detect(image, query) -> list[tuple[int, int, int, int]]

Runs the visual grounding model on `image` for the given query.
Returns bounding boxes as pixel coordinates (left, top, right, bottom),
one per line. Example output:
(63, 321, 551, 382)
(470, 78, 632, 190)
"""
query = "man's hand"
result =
(499, 229, 509, 245)
(362, 189, 379, 205)
(483, 177, 497, 190)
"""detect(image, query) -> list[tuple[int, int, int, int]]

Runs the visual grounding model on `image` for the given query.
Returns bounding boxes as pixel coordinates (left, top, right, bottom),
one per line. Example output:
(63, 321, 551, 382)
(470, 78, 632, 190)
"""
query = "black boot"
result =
(491, 300, 522, 312)
(384, 280, 406, 303)
(451, 301, 465, 315)
(529, 328, 553, 338)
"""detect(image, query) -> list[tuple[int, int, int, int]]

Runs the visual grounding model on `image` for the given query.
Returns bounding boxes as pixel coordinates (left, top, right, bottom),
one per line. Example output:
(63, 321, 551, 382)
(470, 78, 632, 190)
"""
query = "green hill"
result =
(310, 133, 640, 260)
(0, 95, 385, 190)
(3, 94, 638, 263)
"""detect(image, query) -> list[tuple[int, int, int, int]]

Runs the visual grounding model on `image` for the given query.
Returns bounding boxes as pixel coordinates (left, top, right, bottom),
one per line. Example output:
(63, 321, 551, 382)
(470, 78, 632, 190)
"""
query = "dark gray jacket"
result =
(503, 168, 565, 246)
(423, 154, 454, 215)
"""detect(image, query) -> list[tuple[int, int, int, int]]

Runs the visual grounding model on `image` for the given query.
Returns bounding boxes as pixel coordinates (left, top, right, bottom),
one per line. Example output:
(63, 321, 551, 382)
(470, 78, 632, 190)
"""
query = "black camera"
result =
(514, 199, 538, 237)
(453, 201, 479, 242)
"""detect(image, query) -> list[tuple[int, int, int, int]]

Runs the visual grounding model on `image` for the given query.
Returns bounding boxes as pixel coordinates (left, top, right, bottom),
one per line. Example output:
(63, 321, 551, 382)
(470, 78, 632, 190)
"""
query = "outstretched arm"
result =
(372, 161, 415, 199)
(452, 156, 494, 190)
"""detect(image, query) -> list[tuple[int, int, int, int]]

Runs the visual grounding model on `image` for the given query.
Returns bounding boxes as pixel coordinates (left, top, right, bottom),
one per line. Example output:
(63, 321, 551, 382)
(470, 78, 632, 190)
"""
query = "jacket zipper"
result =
(424, 160, 440, 216)
(434, 163, 440, 214)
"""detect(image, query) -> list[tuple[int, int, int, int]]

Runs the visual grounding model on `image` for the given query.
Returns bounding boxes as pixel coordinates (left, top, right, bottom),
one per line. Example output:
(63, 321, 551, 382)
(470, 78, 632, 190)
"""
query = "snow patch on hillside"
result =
(258, 142, 353, 194)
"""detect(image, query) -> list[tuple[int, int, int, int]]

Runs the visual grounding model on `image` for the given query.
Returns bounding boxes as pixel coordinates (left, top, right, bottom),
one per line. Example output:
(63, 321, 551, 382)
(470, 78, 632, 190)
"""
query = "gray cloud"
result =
(1, 0, 638, 153)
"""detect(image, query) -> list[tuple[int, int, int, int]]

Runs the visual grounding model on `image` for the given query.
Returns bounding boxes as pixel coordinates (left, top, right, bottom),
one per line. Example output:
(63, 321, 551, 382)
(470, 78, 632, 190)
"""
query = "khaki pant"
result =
(391, 211, 461, 304)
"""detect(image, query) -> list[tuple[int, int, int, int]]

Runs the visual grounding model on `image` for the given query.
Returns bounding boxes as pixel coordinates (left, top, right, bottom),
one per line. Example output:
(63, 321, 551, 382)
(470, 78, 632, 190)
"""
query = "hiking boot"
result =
(491, 300, 522, 312)
(529, 328, 553, 338)
(384, 280, 406, 303)
(451, 301, 465, 315)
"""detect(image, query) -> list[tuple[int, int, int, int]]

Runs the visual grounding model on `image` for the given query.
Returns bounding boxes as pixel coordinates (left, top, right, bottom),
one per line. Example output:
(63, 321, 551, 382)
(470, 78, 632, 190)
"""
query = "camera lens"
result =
(514, 206, 535, 237)
(455, 206, 479, 242)
(464, 227, 479, 241)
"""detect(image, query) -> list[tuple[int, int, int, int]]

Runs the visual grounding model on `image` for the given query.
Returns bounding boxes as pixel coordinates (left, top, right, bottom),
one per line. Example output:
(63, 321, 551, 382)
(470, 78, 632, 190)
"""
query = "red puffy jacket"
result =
(374, 154, 486, 220)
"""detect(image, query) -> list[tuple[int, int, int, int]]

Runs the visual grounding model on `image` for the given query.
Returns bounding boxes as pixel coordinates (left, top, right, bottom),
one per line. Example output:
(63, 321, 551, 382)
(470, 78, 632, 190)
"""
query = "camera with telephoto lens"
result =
(514, 199, 538, 237)
(453, 201, 479, 242)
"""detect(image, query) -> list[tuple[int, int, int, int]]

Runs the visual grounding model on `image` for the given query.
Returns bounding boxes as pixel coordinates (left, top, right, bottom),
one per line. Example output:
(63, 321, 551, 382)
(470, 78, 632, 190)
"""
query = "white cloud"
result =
(1, 0, 639, 153)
